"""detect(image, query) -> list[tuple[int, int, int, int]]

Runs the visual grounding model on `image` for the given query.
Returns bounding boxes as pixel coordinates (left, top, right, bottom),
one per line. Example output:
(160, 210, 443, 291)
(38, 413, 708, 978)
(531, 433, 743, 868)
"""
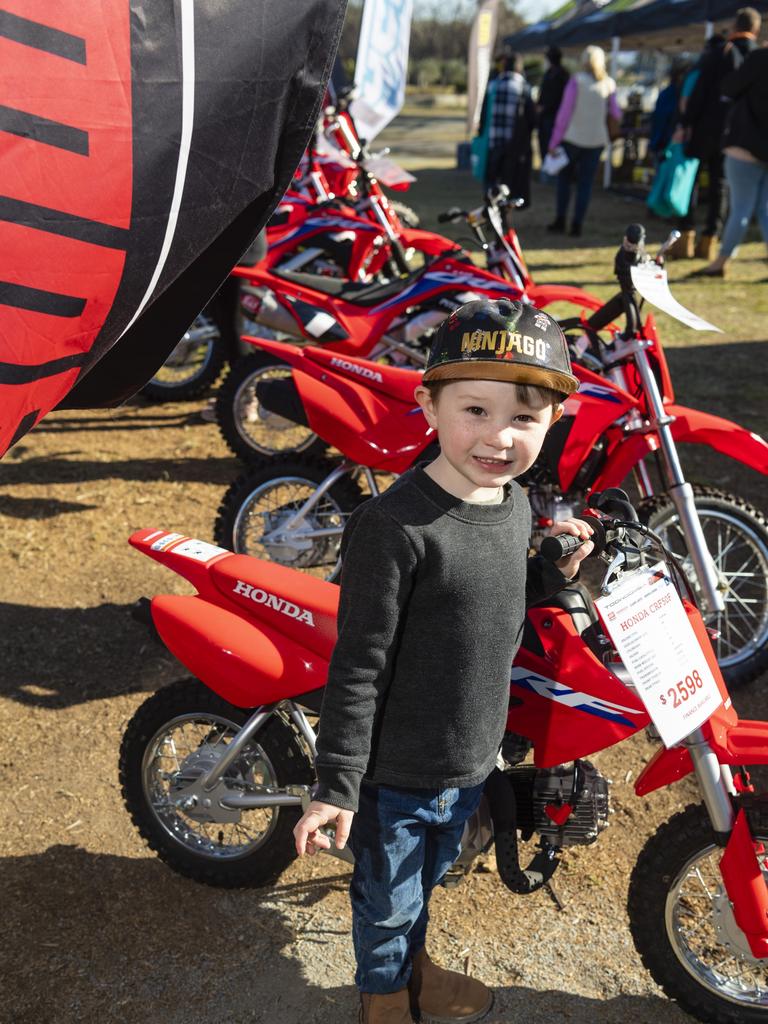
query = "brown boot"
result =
(695, 233, 718, 260)
(408, 949, 493, 1023)
(359, 990, 414, 1024)
(666, 229, 696, 260)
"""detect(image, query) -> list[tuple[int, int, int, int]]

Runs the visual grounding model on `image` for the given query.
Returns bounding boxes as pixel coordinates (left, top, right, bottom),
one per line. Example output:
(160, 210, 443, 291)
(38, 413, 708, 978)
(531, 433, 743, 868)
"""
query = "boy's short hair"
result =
(424, 377, 565, 409)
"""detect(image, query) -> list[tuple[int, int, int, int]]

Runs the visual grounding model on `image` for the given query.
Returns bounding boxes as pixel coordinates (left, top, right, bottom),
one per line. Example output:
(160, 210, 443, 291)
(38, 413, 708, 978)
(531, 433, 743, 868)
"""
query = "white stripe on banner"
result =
(350, 0, 413, 143)
(120, 0, 196, 338)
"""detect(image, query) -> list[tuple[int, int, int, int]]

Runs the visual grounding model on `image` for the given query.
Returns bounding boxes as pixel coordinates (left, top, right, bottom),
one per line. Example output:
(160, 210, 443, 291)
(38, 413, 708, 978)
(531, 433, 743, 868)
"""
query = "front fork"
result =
(687, 727, 768, 957)
(610, 346, 725, 615)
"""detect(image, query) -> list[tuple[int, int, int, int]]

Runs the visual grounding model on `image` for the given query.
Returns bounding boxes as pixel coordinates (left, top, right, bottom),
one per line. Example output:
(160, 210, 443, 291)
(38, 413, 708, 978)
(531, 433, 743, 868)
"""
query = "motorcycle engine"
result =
(506, 760, 610, 847)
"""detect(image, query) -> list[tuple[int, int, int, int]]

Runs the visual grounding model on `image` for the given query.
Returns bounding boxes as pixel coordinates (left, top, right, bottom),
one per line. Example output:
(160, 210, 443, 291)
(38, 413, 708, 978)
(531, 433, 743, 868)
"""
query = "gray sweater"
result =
(314, 466, 567, 811)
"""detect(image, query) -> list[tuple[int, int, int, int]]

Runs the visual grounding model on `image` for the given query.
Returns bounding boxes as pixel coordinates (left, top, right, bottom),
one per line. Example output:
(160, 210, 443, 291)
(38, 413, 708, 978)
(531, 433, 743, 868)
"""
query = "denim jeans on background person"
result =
(347, 779, 486, 994)
(556, 142, 603, 226)
(719, 154, 768, 258)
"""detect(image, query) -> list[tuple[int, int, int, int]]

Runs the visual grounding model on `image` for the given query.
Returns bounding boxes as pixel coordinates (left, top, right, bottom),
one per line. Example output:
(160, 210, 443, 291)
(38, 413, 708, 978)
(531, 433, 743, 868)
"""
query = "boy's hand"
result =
(549, 517, 594, 579)
(293, 800, 354, 856)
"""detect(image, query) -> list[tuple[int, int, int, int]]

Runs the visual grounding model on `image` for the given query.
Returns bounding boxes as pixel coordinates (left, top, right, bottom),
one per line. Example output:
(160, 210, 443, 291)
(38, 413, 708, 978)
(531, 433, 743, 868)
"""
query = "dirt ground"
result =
(2, 124, 768, 1024)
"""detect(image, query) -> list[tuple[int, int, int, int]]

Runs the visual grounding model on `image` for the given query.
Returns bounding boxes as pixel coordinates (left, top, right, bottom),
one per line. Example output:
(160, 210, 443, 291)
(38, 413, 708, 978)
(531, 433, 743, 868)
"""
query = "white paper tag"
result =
(542, 146, 569, 176)
(630, 263, 722, 332)
(171, 539, 229, 563)
(362, 156, 416, 188)
(595, 562, 723, 747)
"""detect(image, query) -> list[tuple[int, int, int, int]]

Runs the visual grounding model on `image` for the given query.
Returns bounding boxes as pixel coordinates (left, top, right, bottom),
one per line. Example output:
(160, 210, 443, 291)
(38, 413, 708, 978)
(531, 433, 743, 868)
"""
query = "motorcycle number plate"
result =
(595, 562, 723, 748)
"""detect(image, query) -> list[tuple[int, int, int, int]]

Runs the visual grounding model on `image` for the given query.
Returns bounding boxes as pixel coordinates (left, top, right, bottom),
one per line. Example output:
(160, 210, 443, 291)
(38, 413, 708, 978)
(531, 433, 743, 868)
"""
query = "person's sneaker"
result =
(569, 221, 582, 237)
(546, 217, 566, 233)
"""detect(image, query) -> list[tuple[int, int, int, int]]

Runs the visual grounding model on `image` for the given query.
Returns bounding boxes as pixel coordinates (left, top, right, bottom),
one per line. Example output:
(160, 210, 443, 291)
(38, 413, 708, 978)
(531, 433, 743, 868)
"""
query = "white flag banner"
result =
(351, 0, 413, 142)
(467, 0, 500, 136)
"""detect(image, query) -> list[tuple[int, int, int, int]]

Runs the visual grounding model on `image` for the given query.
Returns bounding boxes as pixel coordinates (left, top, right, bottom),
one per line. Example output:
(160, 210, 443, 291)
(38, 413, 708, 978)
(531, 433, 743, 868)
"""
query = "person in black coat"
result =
(537, 46, 569, 168)
(698, 46, 768, 277)
(682, 7, 760, 258)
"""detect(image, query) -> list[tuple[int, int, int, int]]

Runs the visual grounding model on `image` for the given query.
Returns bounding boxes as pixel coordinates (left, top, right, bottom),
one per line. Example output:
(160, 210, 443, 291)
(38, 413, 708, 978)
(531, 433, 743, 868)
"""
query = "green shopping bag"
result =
(647, 142, 700, 218)
(470, 80, 496, 182)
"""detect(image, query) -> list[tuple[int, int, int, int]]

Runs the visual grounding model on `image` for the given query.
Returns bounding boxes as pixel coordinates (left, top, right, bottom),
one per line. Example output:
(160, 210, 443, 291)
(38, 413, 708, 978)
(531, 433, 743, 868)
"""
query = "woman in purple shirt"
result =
(546, 45, 622, 237)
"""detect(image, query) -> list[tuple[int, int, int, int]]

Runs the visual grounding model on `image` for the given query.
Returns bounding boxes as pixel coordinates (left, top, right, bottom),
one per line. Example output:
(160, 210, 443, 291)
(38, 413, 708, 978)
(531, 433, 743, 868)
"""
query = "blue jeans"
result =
(720, 154, 768, 258)
(347, 779, 486, 994)
(556, 142, 603, 225)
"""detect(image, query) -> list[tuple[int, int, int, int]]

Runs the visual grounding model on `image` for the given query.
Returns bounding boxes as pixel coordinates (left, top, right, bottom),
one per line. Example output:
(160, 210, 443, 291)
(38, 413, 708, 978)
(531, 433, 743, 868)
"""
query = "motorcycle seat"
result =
(274, 267, 423, 306)
(210, 554, 339, 659)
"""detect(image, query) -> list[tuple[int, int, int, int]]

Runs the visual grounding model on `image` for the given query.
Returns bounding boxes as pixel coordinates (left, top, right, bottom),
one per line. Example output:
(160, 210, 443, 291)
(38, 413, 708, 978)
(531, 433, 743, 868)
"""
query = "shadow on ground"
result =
(1, 845, 692, 1024)
(0, 455, 239, 487)
(0, 602, 177, 707)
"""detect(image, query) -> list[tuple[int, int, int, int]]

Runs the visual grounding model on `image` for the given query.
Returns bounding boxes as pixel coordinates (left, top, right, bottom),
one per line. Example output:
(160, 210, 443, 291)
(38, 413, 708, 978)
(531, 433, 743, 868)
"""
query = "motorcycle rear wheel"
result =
(629, 804, 768, 1023)
(119, 678, 313, 887)
(141, 313, 225, 401)
(214, 457, 364, 581)
(215, 352, 328, 462)
(639, 486, 768, 687)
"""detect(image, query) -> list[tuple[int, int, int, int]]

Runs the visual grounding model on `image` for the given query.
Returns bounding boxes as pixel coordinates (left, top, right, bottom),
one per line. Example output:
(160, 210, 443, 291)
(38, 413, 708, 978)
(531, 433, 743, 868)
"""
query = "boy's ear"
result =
(414, 384, 438, 428)
(549, 403, 565, 427)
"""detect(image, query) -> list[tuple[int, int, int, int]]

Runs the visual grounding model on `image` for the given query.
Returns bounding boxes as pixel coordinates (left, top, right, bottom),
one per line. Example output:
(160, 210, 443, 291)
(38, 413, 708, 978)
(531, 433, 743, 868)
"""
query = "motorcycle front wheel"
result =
(119, 678, 314, 887)
(215, 352, 328, 462)
(629, 804, 768, 1023)
(639, 486, 768, 687)
(214, 457, 364, 581)
(141, 312, 225, 401)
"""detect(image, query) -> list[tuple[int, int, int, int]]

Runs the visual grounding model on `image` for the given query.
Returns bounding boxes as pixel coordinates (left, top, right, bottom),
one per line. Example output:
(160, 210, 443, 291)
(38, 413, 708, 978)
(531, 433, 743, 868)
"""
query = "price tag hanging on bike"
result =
(595, 563, 723, 748)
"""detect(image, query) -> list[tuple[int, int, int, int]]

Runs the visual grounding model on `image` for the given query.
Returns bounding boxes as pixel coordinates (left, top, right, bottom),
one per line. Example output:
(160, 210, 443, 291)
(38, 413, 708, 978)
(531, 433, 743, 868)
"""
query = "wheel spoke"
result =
(143, 712, 280, 859)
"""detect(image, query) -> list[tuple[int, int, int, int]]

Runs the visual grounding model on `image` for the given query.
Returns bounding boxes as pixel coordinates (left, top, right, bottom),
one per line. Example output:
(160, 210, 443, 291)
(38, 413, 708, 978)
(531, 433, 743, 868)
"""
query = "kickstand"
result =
(544, 879, 565, 911)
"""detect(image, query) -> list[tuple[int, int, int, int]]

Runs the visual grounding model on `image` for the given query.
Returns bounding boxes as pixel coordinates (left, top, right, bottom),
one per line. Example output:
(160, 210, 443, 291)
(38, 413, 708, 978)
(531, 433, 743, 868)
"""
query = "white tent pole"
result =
(604, 35, 620, 188)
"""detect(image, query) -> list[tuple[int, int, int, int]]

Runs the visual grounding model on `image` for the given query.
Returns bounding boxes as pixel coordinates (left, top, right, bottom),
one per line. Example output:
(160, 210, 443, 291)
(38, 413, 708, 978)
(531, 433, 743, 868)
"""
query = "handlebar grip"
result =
(540, 532, 586, 562)
(437, 207, 464, 223)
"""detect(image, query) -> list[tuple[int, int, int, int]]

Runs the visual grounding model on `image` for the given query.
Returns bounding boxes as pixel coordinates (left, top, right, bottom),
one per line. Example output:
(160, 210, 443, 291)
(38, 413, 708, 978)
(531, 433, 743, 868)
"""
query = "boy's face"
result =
(414, 378, 562, 496)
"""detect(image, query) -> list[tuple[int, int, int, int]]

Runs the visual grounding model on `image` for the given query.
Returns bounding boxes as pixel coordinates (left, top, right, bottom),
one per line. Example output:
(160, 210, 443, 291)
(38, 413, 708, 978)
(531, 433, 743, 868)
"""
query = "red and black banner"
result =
(0, 0, 346, 456)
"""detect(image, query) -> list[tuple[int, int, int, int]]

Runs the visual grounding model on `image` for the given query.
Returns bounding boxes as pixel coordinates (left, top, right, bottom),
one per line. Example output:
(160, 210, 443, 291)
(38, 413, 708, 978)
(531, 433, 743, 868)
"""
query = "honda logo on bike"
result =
(232, 580, 316, 626)
(330, 357, 383, 383)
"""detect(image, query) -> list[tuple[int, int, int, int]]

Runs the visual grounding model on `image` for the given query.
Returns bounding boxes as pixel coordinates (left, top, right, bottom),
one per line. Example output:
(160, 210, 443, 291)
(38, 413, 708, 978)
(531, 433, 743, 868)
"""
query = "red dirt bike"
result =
(120, 491, 768, 1024)
(139, 107, 422, 402)
(211, 229, 768, 687)
(214, 190, 608, 462)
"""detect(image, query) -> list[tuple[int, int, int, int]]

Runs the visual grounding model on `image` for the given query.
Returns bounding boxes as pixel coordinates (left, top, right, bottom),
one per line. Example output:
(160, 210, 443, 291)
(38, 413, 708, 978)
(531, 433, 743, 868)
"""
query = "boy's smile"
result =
(414, 379, 563, 502)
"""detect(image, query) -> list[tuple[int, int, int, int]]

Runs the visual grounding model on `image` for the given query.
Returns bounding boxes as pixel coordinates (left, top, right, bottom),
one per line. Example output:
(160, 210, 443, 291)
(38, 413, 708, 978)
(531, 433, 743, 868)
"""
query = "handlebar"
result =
(437, 207, 466, 224)
(539, 489, 641, 563)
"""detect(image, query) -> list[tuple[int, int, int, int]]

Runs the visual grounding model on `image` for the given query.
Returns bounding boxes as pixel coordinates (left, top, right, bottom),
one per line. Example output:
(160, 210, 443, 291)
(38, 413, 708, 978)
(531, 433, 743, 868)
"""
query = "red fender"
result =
(666, 404, 768, 474)
(720, 810, 768, 957)
(634, 745, 694, 796)
(593, 404, 768, 492)
(526, 283, 606, 313)
(635, 717, 768, 796)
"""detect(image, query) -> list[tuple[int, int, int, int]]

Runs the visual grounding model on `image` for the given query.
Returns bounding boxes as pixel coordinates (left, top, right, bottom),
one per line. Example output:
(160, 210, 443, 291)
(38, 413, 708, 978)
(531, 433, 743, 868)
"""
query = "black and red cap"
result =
(423, 298, 579, 396)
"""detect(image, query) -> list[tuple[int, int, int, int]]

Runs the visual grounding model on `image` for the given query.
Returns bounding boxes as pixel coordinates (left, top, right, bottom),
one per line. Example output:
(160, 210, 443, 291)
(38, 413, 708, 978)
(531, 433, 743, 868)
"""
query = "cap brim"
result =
(423, 359, 579, 395)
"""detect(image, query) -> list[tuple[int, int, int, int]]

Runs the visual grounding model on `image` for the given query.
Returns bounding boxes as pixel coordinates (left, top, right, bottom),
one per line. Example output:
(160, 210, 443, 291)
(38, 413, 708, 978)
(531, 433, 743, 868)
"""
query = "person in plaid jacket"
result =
(479, 48, 535, 205)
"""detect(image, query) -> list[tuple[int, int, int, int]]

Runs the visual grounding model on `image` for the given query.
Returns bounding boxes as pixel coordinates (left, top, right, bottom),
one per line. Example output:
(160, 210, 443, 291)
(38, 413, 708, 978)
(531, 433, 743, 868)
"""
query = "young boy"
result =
(293, 298, 594, 1024)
